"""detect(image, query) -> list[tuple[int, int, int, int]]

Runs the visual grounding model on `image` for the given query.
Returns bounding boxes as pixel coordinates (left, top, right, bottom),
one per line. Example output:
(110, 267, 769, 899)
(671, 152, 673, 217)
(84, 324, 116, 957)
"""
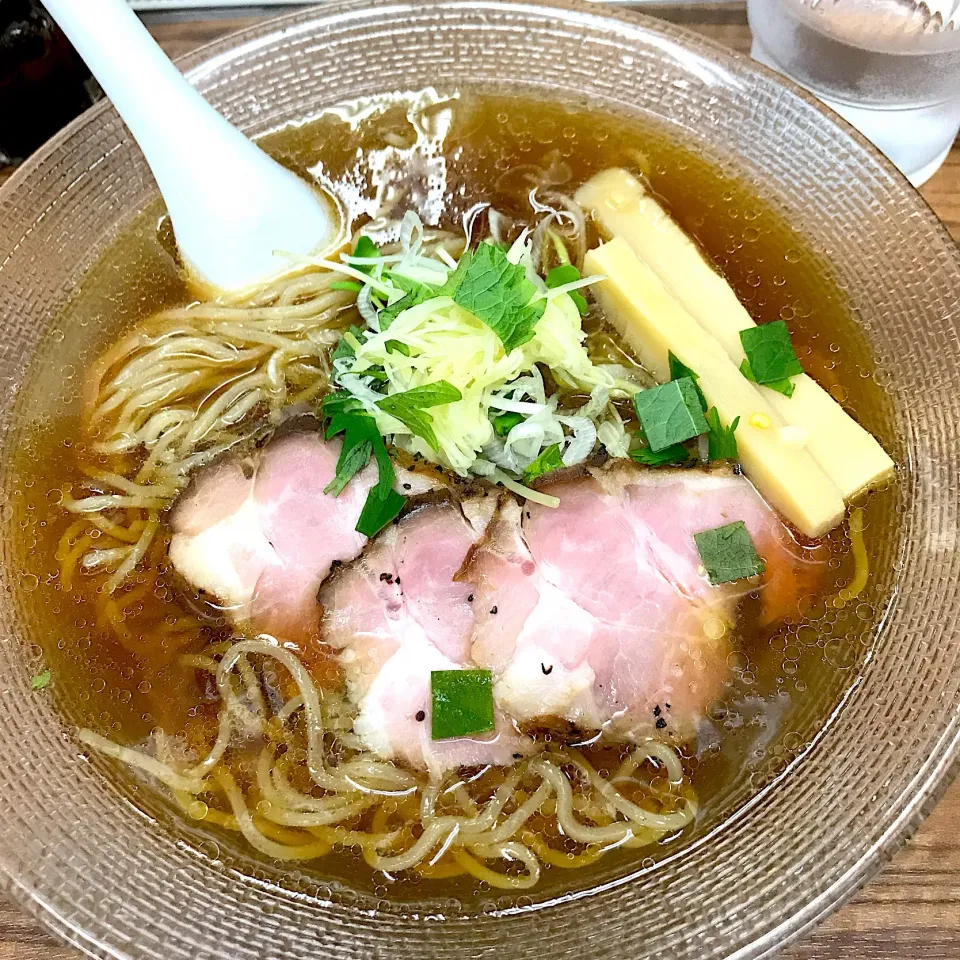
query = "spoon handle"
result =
(43, 0, 339, 293)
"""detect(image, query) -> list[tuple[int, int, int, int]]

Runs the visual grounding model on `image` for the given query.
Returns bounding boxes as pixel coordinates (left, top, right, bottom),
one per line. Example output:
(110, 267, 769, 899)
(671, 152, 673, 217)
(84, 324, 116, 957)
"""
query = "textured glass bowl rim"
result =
(0, 2, 958, 959)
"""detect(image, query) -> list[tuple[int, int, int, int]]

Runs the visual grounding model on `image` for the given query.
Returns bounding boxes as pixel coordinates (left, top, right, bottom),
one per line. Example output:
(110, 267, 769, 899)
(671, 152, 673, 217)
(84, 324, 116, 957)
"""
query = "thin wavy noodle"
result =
(79, 637, 696, 887)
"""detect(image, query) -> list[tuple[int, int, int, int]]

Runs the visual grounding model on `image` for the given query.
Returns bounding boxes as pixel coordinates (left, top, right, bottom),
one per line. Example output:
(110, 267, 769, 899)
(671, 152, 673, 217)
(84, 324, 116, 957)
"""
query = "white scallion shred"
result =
(356, 283, 379, 330)
(490, 468, 560, 509)
(332, 227, 643, 506)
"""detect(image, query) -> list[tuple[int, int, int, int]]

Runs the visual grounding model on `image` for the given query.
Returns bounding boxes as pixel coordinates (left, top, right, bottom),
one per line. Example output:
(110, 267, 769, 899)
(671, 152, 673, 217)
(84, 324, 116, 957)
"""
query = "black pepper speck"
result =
(415, 710, 426, 722)
(541, 663, 553, 676)
(655, 717, 667, 730)
(467, 594, 474, 603)
(490, 606, 498, 615)
(653, 705, 661, 718)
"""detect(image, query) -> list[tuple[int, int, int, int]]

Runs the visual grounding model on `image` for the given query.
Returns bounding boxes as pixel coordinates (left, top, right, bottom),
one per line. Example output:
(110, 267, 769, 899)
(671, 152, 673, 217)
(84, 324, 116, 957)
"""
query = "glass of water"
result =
(748, 0, 960, 185)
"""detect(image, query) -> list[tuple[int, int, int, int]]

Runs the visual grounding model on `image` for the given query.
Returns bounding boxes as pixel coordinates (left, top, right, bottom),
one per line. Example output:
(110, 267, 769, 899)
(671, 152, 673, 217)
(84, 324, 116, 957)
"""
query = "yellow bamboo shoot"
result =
(585, 238, 845, 539)
(576, 168, 894, 501)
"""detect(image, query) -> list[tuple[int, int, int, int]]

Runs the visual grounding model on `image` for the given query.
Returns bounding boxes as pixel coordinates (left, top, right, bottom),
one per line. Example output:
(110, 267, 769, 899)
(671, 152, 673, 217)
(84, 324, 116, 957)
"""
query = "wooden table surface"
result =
(1, 5, 958, 959)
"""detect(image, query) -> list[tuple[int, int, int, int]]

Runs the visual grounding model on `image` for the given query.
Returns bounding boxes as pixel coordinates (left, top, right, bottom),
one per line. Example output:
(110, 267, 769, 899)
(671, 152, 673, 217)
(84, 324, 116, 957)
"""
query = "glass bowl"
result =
(0, 2, 959, 958)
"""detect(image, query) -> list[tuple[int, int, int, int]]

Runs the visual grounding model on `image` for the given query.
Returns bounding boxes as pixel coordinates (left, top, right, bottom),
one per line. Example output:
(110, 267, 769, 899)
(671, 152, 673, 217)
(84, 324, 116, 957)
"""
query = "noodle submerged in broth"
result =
(14, 91, 897, 901)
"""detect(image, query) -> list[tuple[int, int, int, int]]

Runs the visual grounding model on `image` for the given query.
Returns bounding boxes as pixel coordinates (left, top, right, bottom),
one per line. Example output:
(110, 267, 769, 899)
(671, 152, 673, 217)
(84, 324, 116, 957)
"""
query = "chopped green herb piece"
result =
(376, 381, 462, 451)
(630, 443, 691, 466)
(378, 272, 436, 330)
(668, 351, 707, 410)
(330, 280, 364, 293)
(549, 230, 571, 265)
(740, 321, 803, 385)
(442, 243, 546, 352)
(633, 379, 709, 453)
(351, 236, 380, 274)
(694, 521, 765, 585)
(545, 263, 588, 315)
(522, 443, 564, 483)
(569, 291, 588, 315)
(492, 411, 524, 437)
(31, 669, 51, 691)
(431, 669, 495, 739)
(545, 264, 580, 288)
(739, 358, 795, 398)
(385, 339, 411, 356)
(705, 407, 740, 461)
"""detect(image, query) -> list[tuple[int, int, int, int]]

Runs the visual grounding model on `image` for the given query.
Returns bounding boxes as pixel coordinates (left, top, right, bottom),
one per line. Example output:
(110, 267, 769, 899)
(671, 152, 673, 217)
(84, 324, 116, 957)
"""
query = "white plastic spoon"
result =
(43, 0, 341, 295)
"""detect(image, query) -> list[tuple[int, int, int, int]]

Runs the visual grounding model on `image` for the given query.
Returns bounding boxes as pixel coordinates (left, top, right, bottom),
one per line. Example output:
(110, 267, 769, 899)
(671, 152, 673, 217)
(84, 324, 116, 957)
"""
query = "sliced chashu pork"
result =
(469, 463, 810, 740)
(169, 431, 439, 644)
(319, 494, 533, 775)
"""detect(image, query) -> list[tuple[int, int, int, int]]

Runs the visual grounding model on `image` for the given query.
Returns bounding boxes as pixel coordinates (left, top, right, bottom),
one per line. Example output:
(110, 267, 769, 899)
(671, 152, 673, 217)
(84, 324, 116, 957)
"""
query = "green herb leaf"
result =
(694, 521, 766, 585)
(331, 325, 368, 364)
(325, 433, 374, 497)
(739, 358, 795, 398)
(668, 351, 707, 410)
(31, 669, 51, 691)
(630, 443, 691, 466)
(546, 264, 580, 287)
(330, 280, 364, 293)
(321, 390, 406, 537)
(492, 411, 524, 437)
(322, 392, 378, 494)
(355, 485, 405, 538)
(443, 243, 546, 351)
(739, 321, 803, 386)
(522, 443, 564, 484)
(431, 669, 495, 739)
(379, 273, 436, 330)
(385, 339, 411, 357)
(351, 236, 380, 275)
(633, 379, 710, 453)
(545, 263, 588, 315)
(705, 407, 740, 461)
(321, 389, 363, 434)
(376, 381, 462, 451)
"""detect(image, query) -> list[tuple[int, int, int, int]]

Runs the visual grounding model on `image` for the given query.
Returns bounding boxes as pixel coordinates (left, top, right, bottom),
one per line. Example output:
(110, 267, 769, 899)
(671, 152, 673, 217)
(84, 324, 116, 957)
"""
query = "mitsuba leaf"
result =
(378, 272, 437, 330)
(630, 443, 691, 466)
(321, 389, 405, 537)
(705, 407, 740, 461)
(376, 381, 462, 452)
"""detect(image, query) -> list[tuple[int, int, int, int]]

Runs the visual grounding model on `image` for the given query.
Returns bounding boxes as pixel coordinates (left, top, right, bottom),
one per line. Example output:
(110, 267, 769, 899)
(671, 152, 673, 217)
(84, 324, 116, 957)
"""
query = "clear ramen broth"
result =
(8, 91, 899, 906)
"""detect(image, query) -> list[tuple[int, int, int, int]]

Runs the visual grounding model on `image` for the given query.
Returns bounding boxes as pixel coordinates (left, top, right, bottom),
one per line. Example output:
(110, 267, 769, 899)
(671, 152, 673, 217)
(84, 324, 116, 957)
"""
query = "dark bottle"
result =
(0, 0, 98, 167)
